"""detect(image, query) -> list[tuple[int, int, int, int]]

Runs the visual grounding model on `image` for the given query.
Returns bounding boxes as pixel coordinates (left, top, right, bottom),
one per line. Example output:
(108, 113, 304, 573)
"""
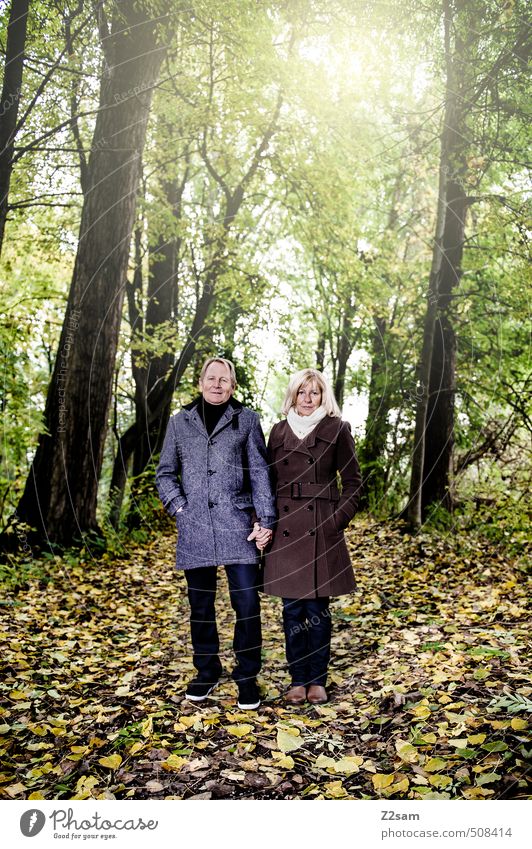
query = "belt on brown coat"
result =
(276, 482, 340, 500)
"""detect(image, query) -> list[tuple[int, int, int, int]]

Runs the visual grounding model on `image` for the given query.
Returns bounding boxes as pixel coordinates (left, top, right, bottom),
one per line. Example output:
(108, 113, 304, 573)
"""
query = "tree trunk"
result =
(110, 171, 188, 527)
(315, 331, 325, 371)
(108, 283, 215, 527)
(333, 305, 356, 408)
(422, 177, 467, 515)
(108, 87, 281, 527)
(359, 314, 389, 510)
(108, 197, 248, 528)
(0, 0, 30, 256)
(407, 1, 456, 529)
(14, 2, 165, 546)
(131, 184, 179, 480)
(126, 226, 177, 526)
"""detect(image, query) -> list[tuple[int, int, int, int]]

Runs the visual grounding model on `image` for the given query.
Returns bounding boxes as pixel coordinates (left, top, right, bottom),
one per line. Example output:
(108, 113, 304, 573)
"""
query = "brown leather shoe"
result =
(285, 685, 306, 705)
(307, 685, 328, 705)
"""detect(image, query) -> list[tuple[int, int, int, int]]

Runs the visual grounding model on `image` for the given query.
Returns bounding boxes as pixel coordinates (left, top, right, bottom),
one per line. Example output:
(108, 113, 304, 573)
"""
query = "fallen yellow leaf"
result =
(429, 774, 452, 788)
(411, 706, 431, 719)
(372, 773, 394, 789)
(76, 776, 99, 792)
(9, 690, 30, 700)
(277, 729, 303, 752)
(462, 787, 494, 799)
(325, 780, 348, 798)
(98, 754, 122, 770)
(389, 778, 409, 794)
(467, 733, 486, 744)
(28, 724, 48, 737)
(425, 757, 447, 772)
(162, 754, 187, 771)
(422, 733, 437, 743)
(4, 782, 27, 797)
(334, 756, 364, 775)
(315, 753, 336, 769)
(274, 754, 295, 769)
(226, 723, 254, 738)
(141, 717, 153, 737)
(395, 740, 419, 763)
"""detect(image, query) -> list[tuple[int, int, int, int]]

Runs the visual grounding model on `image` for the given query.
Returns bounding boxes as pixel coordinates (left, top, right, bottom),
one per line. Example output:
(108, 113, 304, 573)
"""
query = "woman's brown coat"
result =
(263, 416, 362, 599)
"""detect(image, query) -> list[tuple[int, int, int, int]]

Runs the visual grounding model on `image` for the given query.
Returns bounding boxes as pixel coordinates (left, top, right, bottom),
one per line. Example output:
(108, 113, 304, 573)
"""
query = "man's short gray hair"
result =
(199, 357, 237, 387)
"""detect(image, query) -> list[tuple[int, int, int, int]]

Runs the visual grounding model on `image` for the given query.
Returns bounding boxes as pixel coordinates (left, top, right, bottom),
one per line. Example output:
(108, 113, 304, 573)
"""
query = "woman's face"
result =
(295, 380, 322, 416)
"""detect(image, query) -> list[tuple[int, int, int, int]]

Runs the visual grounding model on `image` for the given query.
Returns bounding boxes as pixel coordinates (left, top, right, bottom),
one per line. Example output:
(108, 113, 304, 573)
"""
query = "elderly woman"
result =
(263, 369, 362, 705)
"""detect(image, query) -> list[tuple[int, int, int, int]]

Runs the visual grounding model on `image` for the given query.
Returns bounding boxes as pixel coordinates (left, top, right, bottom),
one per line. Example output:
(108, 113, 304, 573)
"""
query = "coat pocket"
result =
(233, 495, 253, 510)
(173, 497, 188, 516)
(323, 510, 342, 536)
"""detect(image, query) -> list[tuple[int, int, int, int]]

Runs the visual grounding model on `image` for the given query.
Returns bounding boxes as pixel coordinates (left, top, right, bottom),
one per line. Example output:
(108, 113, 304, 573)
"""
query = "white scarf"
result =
(287, 405, 328, 440)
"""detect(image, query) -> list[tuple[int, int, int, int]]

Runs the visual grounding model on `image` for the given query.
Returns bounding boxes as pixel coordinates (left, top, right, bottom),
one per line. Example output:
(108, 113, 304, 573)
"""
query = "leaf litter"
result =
(0, 518, 530, 800)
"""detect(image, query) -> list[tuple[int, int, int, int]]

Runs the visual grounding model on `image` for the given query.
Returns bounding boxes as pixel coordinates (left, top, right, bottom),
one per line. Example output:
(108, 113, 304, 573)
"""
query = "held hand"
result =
(247, 522, 273, 551)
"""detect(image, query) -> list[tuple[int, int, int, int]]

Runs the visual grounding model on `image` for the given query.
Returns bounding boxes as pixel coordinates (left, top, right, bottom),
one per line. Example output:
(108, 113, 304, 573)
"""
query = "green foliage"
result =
(0, 553, 51, 594)
(0, 215, 71, 524)
(1, 0, 530, 531)
(488, 694, 532, 715)
(459, 496, 531, 559)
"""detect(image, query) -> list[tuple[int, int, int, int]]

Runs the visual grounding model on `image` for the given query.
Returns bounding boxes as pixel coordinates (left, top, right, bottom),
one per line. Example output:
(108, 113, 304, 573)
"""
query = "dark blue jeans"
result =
(282, 597, 331, 687)
(185, 563, 262, 685)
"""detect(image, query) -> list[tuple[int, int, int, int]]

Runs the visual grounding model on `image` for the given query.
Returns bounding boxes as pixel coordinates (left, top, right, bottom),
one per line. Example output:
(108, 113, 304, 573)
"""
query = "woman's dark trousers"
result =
(282, 597, 331, 686)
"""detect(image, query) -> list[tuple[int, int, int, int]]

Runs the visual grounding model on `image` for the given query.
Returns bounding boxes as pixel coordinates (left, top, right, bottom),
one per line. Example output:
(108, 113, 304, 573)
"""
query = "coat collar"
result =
(272, 415, 343, 454)
(182, 395, 243, 437)
(182, 395, 243, 412)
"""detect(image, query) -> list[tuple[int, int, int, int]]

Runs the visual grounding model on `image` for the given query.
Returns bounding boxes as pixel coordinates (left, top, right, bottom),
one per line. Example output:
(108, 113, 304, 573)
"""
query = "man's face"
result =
(199, 362, 235, 405)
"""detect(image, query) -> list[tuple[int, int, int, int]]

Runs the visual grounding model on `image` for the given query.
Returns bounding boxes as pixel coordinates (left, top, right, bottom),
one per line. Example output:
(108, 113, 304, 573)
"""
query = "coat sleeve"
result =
(334, 420, 363, 530)
(266, 426, 278, 489)
(155, 416, 187, 517)
(246, 414, 276, 529)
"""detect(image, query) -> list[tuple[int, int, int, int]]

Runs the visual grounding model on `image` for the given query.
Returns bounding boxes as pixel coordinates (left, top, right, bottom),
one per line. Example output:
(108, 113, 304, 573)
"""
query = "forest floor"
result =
(0, 517, 530, 801)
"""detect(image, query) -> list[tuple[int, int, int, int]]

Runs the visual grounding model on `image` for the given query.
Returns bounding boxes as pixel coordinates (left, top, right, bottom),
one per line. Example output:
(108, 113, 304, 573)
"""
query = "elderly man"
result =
(156, 357, 275, 709)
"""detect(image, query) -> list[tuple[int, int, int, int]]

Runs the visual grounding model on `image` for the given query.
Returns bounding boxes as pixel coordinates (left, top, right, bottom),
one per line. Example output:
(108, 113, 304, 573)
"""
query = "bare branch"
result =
(92, 0, 113, 67)
(64, 2, 89, 194)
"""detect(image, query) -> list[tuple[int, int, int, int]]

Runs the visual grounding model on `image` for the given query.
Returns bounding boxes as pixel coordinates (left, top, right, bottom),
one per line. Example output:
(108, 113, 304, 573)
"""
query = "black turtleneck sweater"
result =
(196, 397, 230, 435)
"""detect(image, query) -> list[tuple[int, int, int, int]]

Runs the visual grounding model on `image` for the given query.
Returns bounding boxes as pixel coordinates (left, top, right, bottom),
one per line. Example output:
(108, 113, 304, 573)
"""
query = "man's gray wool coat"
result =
(156, 397, 276, 569)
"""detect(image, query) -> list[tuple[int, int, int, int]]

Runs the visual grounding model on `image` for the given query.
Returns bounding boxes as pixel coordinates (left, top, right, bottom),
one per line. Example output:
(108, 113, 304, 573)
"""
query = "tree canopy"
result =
(0, 0, 529, 544)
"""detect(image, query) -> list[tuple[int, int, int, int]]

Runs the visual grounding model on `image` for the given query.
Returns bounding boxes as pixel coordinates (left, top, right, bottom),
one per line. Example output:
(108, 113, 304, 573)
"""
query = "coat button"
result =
(283, 505, 289, 512)
(283, 529, 290, 537)
(307, 504, 313, 511)
(283, 459, 289, 465)
(309, 529, 315, 536)
(208, 501, 216, 508)
(207, 469, 215, 475)
(307, 457, 314, 464)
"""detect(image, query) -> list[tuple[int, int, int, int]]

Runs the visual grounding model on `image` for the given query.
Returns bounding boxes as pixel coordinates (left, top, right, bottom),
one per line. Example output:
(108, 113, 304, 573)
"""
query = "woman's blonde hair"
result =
(281, 368, 341, 417)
